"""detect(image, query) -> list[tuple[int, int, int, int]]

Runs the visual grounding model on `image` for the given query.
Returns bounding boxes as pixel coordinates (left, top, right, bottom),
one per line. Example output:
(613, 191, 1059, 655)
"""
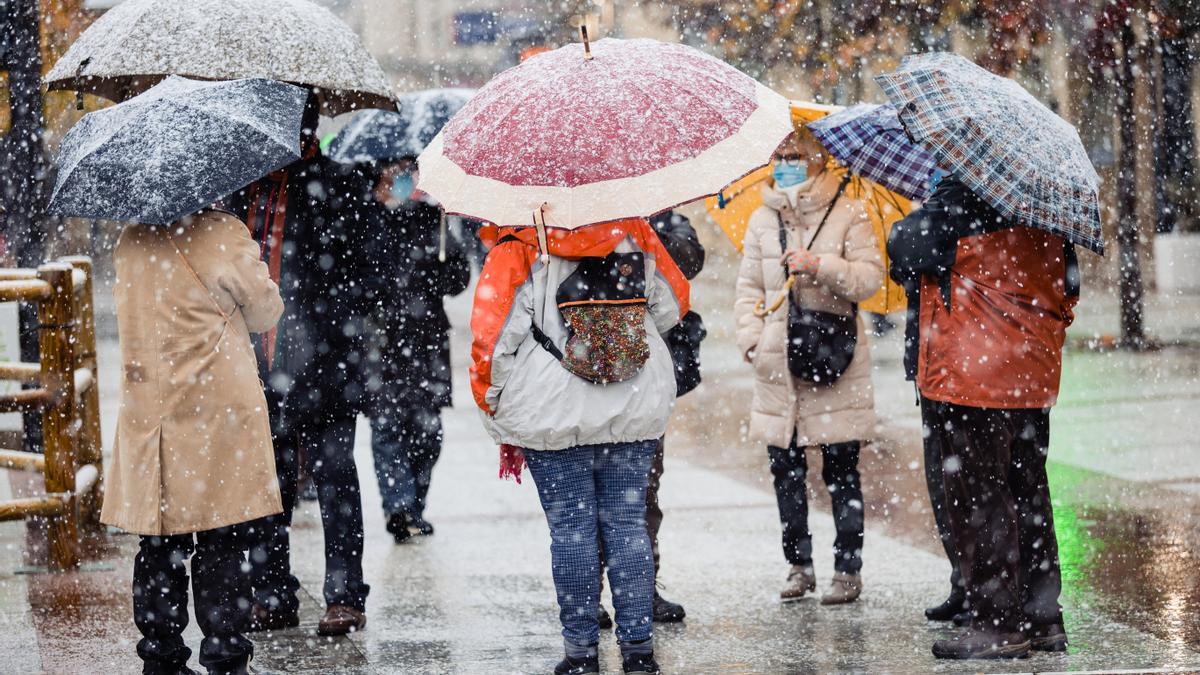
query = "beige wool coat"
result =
(734, 171, 883, 448)
(101, 210, 285, 536)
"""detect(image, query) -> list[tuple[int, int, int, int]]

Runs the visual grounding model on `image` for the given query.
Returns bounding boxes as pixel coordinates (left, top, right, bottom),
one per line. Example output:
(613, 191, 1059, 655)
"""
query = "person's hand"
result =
(782, 248, 820, 276)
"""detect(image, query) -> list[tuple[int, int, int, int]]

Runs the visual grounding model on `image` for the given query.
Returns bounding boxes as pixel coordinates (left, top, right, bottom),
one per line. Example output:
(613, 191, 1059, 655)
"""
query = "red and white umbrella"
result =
(416, 37, 793, 229)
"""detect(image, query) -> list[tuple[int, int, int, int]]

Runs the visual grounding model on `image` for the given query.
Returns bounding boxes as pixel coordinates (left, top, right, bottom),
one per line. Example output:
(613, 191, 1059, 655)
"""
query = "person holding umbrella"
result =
(229, 92, 375, 637)
(877, 52, 1101, 660)
(47, 76, 302, 675)
(734, 127, 883, 606)
(327, 91, 475, 542)
(418, 36, 792, 675)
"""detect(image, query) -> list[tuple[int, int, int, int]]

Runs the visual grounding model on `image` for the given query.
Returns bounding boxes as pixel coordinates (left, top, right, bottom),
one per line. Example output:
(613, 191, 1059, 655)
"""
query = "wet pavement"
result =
(1, 251, 1200, 673)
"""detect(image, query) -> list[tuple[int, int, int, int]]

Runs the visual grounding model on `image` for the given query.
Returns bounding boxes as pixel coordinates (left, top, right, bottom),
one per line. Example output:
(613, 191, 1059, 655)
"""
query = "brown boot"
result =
(780, 565, 816, 602)
(932, 628, 1031, 659)
(247, 603, 299, 632)
(317, 604, 366, 636)
(820, 572, 862, 605)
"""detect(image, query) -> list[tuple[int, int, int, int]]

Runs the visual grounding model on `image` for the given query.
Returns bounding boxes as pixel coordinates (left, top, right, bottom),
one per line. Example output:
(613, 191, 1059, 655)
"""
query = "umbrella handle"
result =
(439, 212, 448, 263)
(533, 204, 550, 264)
(581, 25, 594, 60)
(753, 275, 796, 317)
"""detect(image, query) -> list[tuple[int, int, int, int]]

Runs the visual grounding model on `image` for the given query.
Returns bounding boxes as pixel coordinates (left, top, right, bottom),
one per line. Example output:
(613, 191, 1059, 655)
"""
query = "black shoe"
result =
(1028, 622, 1068, 652)
(622, 653, 661, 675)
(410, 515, 435, 536)
(924, 590, 967, 622)
(386, 512, 411, 543)
(652, 592, 686, 623)
(932, 628, 1031, 660)
(597, 605, 613, 629)
(297, 476, 317, 501)
(554, 654, 599, 675)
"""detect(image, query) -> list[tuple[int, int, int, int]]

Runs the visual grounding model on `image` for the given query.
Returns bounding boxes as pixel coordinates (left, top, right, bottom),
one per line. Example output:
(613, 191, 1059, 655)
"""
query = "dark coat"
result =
(650, 211, 707, 397)
(360, 199, 471, 414)
(228, 154, 375, 427)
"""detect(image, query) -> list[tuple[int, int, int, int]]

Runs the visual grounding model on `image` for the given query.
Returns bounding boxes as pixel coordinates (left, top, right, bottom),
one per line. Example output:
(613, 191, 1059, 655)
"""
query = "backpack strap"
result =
(529, 321, 563, 360)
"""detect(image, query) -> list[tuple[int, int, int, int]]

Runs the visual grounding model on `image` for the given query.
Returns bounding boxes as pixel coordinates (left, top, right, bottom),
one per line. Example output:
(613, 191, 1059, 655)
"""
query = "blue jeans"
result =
(524, 441, 656, 648)
(370, 407, 443, 518)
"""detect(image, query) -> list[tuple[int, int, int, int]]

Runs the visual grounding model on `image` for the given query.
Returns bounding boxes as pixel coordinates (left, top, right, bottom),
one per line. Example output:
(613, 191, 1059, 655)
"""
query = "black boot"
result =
(554, 654, 599, 675)
(622, 652, 661, 675)
(924, 588, 967, 622)
(1027, 622, 1068, 652)
(386, 512, 411, 543)
(597, 605, 613, 629)
(652, 592, 686, 623)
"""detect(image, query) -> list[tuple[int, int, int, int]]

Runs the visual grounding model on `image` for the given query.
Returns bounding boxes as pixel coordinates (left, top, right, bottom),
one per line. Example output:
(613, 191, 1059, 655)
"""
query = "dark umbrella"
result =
(327, 88, 475, 165)
(48, 76, 307, 225)
(807, 103, 941, 201)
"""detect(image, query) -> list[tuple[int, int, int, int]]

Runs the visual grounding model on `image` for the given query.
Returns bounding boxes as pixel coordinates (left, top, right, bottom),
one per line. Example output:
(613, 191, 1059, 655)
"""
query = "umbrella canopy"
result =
(875, 52, 1104, 254)
(807, 103, 940, 201)
(328, 88, 476, 165)
(45, 0, 393, 116)
(48, 76, 307, 225)
(417, 37, 793, 229)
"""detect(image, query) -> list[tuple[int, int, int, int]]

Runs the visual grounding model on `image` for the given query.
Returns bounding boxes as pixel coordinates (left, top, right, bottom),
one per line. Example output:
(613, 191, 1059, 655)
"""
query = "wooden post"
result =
(36, 264, 78, 571)
(63, 257, 102, 532)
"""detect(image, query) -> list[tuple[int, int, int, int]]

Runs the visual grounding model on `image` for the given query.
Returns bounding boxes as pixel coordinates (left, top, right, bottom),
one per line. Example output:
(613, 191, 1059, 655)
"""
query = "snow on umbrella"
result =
(875, 52, 1104, 254)
(45, 0, 393, 116)
(807, 103, 941, 201)
(328, 88, 476, 165)
(416, 37, 793, 229)
(48, 76, 307, 225)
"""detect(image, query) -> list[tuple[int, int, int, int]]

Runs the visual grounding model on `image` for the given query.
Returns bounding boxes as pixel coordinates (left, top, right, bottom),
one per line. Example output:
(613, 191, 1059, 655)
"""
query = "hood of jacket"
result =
(480, 218, 652, 261)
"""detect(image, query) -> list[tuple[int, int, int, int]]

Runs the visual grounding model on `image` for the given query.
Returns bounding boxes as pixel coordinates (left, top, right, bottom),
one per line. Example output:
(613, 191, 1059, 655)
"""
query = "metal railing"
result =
(0, 258, 103, 571)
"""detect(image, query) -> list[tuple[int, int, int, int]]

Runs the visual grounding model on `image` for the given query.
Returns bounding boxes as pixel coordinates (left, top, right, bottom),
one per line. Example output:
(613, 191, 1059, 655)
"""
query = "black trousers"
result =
(249, 394, 369, 613)
(925, 399, 1062, 633)
(768, 440, 864, 574)
(248, 387, 301, 615)
(133, 527, 252, 675)
(303, 412, 370, 611)
(921, 397, 963, 597)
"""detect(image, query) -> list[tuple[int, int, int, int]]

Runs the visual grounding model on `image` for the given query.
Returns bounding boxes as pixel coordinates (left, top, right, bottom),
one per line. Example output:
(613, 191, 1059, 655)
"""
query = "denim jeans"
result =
(524, 441, 656, 648)
(369, 406, 443, 519)
(133, 527, 252, 675)
(767, 440, 864, 574)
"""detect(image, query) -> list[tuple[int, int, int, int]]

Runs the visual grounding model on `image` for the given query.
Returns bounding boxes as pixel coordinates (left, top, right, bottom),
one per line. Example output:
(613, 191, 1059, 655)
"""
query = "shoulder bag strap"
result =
(163, 229, 232, 323)
(777, 173, 852, 271)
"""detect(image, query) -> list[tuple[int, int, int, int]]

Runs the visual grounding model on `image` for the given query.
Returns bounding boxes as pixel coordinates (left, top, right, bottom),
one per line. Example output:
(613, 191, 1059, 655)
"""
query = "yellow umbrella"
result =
(705, 99, 908, 314)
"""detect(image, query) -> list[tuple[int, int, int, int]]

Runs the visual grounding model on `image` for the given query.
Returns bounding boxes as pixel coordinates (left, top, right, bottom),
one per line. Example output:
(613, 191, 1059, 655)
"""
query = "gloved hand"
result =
(782, 248, 820, 277)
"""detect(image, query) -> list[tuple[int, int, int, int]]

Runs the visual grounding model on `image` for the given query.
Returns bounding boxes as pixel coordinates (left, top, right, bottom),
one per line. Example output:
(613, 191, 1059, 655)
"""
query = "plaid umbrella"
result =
(875, 52, 1104, 254)
(806, 103, 940, 201)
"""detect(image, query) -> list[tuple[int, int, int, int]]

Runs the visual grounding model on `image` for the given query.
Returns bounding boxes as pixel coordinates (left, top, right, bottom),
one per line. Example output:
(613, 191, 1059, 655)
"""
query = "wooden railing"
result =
(0, 258, 103, 571)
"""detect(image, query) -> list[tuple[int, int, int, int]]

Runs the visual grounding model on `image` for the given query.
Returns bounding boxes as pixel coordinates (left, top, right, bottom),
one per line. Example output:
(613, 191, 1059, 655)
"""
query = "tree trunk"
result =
(1116, 21, 1147, 348)
(1154, 35, 1198, 234)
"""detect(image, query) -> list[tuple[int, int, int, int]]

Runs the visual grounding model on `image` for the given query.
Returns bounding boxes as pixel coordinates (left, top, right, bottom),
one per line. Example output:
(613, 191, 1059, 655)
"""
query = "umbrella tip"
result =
(580, 25, 594, 61)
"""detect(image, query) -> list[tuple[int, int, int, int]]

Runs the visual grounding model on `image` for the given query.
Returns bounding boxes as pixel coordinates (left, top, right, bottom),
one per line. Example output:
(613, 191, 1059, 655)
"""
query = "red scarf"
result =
(242, 170, 288, 367)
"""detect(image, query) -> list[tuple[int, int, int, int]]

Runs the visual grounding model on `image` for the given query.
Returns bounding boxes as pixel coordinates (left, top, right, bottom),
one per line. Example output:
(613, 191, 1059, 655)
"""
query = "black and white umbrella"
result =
(48, 76, 307, 225)
(327, 88, 476, 165)
(45, 0, 394, 115)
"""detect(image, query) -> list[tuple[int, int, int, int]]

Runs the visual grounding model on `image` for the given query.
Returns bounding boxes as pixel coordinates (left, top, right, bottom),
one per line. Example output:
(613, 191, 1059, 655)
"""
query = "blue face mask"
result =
(391, 172, 415, 202)
(929, 167, 949, 194)
(773, 160, 808, 189)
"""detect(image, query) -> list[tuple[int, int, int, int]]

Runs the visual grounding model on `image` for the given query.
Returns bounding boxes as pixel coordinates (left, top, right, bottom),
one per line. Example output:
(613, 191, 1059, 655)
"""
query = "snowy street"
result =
(1, 265, 1199, 673)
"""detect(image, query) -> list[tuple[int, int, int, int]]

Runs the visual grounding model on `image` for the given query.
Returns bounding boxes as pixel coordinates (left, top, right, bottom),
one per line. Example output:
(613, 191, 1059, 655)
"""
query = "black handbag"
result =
(780, 177, 857, 385)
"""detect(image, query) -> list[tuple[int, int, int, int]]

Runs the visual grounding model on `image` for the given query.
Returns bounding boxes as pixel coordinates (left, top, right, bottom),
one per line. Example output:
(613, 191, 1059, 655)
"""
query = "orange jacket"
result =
(469, 218, 690, 450)
(918, 227, 1077, 409)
